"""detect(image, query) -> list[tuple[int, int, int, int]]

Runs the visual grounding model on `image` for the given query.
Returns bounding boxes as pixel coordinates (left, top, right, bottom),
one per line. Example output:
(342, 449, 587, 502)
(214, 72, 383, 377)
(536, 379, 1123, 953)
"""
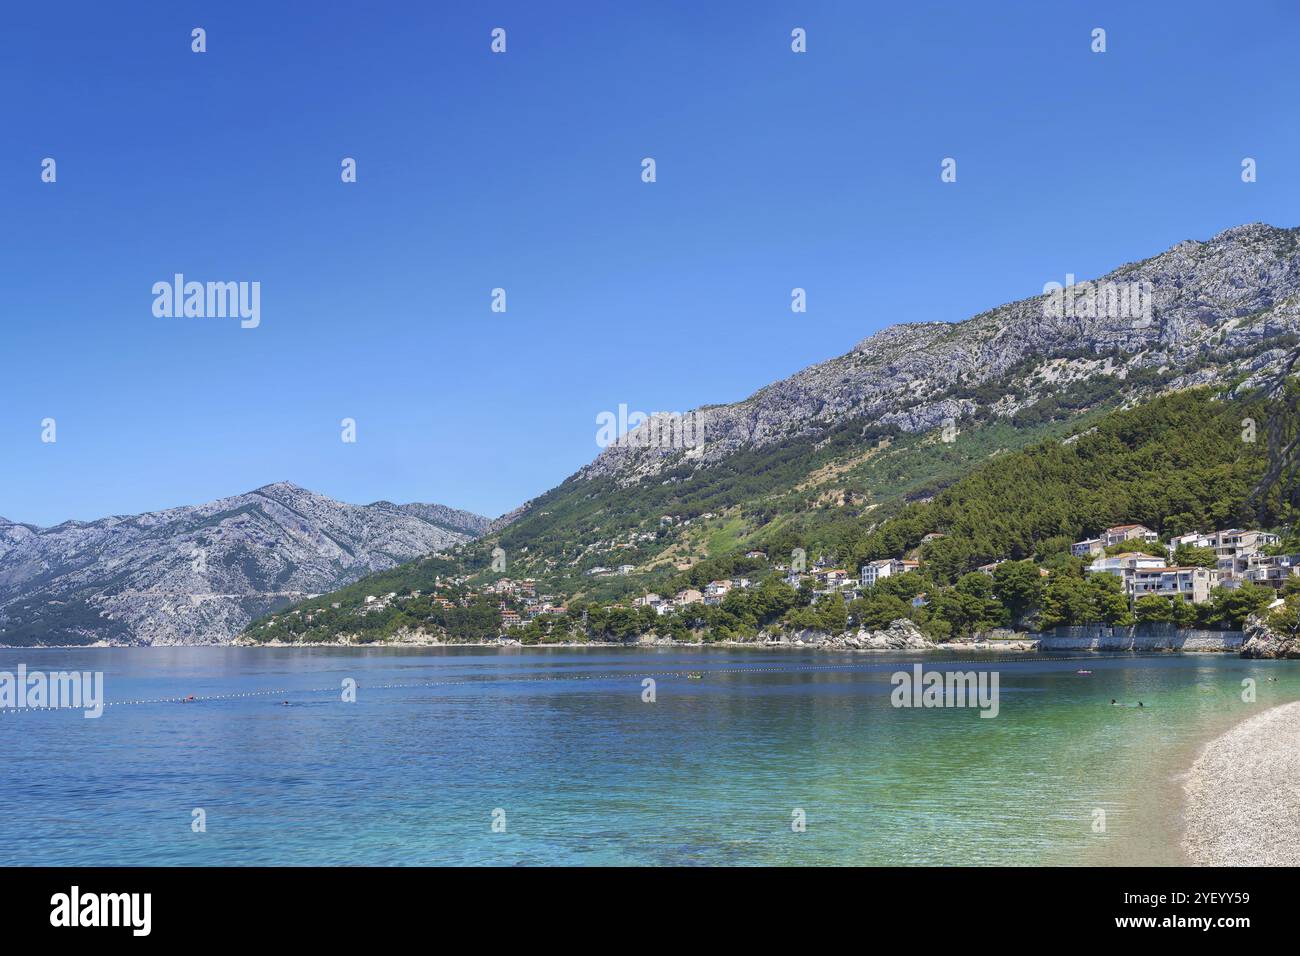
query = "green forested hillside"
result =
(246, 383, 1295, 645)
(857, 387, 1279, 579)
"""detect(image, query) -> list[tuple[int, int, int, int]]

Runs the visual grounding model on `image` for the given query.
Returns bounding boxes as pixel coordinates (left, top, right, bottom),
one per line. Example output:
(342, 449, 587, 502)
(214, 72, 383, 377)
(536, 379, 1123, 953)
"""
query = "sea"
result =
(3, 645, 1298, 866)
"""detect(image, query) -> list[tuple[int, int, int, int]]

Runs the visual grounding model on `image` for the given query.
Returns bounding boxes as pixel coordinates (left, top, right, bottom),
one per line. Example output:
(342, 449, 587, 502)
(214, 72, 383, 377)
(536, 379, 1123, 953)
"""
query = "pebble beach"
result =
(1183, 700, 1300, 866)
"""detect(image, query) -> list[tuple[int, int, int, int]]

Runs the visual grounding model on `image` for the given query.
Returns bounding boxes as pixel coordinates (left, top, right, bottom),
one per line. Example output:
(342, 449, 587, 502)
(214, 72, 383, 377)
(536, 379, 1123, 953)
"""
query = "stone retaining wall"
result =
(1035, 623, 1243, 651)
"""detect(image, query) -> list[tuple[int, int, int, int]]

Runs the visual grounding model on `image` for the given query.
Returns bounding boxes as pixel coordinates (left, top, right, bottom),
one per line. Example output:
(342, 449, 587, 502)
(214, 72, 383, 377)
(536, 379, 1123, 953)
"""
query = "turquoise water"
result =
(3, 646, 1299, 866)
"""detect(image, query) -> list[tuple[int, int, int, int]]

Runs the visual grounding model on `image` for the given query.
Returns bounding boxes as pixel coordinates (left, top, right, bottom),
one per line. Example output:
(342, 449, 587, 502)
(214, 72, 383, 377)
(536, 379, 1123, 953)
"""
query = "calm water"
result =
(3, 646, 1299, 866)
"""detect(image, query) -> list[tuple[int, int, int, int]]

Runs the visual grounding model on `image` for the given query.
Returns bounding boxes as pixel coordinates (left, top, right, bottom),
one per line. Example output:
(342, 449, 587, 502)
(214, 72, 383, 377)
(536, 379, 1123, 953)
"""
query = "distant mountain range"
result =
(0, 482, 490, 646)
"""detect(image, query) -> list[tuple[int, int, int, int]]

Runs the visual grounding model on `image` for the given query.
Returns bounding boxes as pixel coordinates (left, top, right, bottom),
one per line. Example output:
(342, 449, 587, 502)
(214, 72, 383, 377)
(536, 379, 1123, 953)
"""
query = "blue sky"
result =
(2, 1, 1298, 526)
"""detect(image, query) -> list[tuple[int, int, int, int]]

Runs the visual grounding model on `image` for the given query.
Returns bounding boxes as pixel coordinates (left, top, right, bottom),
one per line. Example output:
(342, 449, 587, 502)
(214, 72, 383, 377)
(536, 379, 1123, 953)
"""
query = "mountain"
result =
(0, 482, 490, 646)
(246, 222, 1300, 643)
(585, 222, 1300, 484)
(497, 223, 1300, 577)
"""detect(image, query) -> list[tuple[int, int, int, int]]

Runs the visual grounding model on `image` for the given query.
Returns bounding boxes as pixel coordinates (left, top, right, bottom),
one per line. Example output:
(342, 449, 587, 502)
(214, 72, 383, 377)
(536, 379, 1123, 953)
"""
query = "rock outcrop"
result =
(1240, 613, 1300, 659)
(783, 618, 936, 650)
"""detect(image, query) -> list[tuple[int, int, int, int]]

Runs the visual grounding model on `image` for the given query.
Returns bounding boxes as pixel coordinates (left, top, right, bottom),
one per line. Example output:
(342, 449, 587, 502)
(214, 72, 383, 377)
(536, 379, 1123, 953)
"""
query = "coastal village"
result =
(602, 522, 1291, 625)
(328, 520, 1294, 642)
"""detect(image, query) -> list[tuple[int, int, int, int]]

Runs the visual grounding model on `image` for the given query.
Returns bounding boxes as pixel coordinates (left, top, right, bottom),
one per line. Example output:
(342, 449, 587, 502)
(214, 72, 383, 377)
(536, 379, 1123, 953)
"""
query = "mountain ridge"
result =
(0, 483, 491, 646)
(582, 222, 1300, 485)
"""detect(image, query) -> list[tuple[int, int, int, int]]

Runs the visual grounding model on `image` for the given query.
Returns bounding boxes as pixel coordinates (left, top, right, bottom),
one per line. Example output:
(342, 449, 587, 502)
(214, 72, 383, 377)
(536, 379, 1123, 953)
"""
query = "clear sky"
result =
(2, 1, 1298, 526)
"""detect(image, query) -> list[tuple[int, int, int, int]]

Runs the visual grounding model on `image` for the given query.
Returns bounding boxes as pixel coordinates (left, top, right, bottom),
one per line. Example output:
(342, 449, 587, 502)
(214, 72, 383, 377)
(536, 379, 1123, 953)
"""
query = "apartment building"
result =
(1244, 552, 1300, 588)
(1088, 550, 1220, 603)
(1128, 566, 1219, 604)
(1168, 528, 1282, 582)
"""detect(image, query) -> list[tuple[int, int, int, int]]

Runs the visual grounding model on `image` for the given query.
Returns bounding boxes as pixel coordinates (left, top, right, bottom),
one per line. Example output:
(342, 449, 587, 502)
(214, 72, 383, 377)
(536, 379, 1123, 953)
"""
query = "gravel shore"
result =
(1183, 700, 1300, 866)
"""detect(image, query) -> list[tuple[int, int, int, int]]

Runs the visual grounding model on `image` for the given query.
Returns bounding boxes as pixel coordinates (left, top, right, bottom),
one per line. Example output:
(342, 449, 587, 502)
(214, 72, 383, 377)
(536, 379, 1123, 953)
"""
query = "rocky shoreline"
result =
(346, 619, 1011, 650)
(3, 618, 1240, 653)
(5, 618, 1040, 651)
(1183, 700, 1300, 866)
(232, 618, 973, 650)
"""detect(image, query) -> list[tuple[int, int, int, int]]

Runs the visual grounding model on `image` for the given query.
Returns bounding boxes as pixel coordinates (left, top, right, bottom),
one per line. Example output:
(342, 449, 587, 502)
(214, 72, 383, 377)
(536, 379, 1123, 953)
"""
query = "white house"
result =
(859, 559, 919, 588)
(1087, 552, 1167, 575)
(1167, 531, 1212, 554)
(703, 580, 731, 605)
(814, 569, 852, 588)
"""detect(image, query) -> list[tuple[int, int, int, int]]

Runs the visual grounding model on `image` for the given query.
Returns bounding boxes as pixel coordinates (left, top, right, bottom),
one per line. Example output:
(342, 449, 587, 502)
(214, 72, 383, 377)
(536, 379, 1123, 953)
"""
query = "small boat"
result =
(1075, 669, 1093, 676)
(686, 673, 704, 680)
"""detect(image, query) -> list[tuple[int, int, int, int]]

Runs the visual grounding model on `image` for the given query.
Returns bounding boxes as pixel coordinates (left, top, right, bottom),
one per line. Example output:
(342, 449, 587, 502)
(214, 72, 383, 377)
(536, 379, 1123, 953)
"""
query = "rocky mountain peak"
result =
(252, 480, 305, 495)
